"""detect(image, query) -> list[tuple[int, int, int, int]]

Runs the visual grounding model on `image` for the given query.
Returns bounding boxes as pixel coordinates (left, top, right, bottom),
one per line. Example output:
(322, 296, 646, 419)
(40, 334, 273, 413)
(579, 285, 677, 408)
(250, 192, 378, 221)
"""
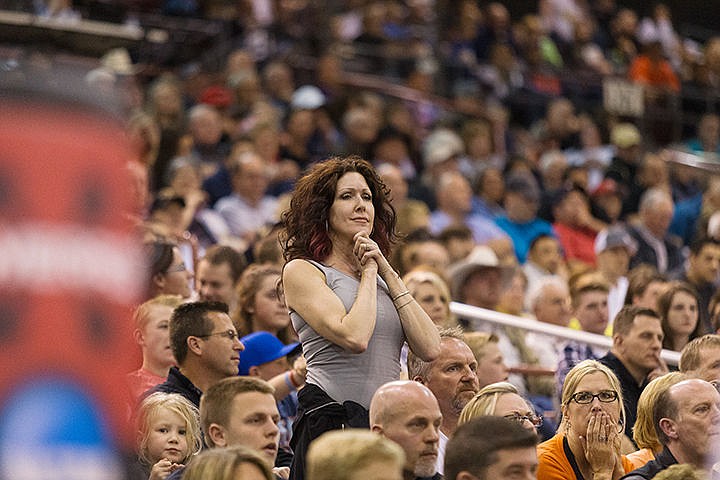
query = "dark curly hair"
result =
(281, 156, 397, 262)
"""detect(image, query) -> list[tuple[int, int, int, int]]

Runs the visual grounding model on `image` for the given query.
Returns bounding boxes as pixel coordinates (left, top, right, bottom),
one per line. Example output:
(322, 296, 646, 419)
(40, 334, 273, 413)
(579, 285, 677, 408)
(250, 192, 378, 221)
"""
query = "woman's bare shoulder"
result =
(283, 259, 324, 282)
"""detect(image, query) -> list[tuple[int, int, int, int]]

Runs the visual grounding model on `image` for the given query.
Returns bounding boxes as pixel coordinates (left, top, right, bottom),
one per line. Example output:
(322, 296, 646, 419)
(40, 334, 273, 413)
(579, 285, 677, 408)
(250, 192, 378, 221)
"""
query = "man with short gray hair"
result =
(626, 187, 683, 274)
(621, 378, 720, 479)
(408, 328, 479, 475)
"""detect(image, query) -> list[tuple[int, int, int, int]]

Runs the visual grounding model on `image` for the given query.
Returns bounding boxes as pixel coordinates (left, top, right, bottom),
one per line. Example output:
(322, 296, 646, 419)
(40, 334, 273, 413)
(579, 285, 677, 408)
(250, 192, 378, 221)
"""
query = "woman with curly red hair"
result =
(280, 156, 441, 480)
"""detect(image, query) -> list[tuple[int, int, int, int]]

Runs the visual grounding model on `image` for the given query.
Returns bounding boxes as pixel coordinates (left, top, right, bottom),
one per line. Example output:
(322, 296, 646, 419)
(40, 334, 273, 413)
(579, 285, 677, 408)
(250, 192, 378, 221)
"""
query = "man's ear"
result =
(658, 418, 678, 440)
(248, 366, 262, 377)
(187, 336, 203, 356)
(612, 333, 624, 351)
(370, 424, 384, 435)
(207, 423, 227, 448)
(412, 375, 426, 385)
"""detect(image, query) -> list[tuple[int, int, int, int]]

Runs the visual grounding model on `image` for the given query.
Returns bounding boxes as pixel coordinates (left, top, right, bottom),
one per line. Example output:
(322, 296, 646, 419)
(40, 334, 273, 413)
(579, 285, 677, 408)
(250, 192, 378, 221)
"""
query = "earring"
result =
(325, 219, 329, 231)
(617, 418, 624, 434)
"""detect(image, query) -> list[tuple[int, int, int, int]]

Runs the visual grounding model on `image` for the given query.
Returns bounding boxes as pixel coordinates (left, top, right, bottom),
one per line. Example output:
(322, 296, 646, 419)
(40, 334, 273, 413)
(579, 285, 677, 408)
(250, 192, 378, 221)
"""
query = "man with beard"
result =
(370, 381, 443, 480)
(408, 328, 480, 476)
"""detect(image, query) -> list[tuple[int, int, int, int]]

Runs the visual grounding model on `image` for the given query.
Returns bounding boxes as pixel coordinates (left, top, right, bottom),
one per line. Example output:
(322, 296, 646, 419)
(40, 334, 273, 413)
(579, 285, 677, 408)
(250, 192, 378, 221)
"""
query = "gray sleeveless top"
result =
(290, 260, 406, 409)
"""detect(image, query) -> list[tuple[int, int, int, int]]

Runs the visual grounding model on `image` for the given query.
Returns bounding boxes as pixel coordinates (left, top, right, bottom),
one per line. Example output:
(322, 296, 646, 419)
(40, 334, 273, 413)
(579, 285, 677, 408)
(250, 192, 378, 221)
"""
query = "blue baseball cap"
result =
(238, 331, 301, 376)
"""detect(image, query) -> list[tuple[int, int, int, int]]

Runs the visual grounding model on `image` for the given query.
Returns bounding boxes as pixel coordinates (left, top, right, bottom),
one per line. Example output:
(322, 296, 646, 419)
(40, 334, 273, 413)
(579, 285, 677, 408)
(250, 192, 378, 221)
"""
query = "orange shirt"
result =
(628, 55, 680, 92)
(537, 433, 636, 480)
(625, 447, 656, 470)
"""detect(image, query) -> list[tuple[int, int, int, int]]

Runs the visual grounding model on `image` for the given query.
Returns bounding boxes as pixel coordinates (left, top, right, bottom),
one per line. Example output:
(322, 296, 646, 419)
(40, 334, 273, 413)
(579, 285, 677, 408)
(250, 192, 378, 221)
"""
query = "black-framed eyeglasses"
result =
(570, 390, 618, 405)
(503, 412, 543, 427)
(197, 330, 239, 341)
(165, 262, 187, 273)
(711, 380, 720, 393)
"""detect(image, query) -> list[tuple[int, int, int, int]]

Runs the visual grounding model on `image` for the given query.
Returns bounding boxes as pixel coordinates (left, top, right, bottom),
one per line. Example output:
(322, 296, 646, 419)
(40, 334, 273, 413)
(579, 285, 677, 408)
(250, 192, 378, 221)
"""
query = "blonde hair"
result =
(133, 294, 184, 330)
(403, 268, 454, 326)
(306, 429, 405, 480)
(458, 382, 521, 426)
(679, 334, 720, 373)
(653, 464, 708, 480)
(182, 445, 273, 480)
(632, 372, 686, 451)
(200, 377, 275, 448)
(463, 331, 500, 363)
(560, 360, 625, 433)
(135, 392, 202, 466)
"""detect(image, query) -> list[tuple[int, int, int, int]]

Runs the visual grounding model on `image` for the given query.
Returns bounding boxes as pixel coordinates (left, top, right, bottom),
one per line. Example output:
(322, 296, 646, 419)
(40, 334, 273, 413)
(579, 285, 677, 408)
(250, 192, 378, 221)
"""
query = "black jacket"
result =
(143, 366, 202, 408)
(620, 447, 677, 479)
(289, 383, 369, 480)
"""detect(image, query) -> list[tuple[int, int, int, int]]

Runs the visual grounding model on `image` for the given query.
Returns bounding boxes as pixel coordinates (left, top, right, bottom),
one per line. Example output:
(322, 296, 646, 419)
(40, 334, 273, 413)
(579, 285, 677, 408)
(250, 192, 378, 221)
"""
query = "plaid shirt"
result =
(556, 341, 608, 398)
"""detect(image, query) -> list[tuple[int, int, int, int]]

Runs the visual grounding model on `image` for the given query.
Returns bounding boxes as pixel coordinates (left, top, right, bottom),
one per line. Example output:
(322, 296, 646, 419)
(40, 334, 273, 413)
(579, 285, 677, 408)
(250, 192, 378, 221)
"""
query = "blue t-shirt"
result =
(495, 216, 554, 264)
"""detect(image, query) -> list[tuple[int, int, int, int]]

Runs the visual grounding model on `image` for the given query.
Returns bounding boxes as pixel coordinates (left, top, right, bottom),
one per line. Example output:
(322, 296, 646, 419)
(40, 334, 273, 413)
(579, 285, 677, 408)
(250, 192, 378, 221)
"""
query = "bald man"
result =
(370, 381, 443, 480)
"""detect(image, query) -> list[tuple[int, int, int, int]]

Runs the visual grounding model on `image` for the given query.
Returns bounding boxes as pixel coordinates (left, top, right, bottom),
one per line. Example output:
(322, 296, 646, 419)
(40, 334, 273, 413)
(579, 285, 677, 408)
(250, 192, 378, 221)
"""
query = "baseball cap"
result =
(594, 227, 638, 256)
(592, 179, 622, 198)
(610, 123, 641, 149)
(291, 85, 326, 110)
(199, 85, 234, 108)
(238, 331, 301, 376)
(422, 128, 464, 167)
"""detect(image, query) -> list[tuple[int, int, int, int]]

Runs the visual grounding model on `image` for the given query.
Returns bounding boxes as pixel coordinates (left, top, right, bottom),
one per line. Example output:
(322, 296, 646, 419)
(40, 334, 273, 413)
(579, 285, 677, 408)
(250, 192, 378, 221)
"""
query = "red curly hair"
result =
(280, 156, 397, 262)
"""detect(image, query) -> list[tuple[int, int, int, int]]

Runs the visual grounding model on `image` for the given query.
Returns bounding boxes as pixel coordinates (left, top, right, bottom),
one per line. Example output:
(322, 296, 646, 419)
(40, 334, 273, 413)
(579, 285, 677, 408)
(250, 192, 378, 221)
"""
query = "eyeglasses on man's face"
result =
(570, 390, 618, 405)
(197, 329, 239, 341)
(503, 412, 543, 427)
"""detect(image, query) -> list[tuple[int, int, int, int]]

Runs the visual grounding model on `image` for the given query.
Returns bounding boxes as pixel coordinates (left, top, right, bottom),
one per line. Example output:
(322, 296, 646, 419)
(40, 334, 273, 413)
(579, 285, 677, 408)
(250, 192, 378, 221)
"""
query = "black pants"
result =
(289, 384, 369, 480)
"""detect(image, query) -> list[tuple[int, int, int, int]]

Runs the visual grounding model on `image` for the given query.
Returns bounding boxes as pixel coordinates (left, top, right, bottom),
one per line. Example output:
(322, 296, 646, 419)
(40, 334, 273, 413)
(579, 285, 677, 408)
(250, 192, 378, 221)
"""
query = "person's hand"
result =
(291, 355, 307, 385)
(648, 358, 669, 382)
(353, 232, 382, 273)
(149, 458, 184, 480)
(273, 466, 290, 479)
(581, 412, 620, 476)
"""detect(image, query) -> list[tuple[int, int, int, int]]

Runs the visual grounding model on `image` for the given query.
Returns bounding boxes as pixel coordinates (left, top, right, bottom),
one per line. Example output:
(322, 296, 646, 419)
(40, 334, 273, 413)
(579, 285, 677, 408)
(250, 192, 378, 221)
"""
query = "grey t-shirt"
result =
(290, 260, 406, 409)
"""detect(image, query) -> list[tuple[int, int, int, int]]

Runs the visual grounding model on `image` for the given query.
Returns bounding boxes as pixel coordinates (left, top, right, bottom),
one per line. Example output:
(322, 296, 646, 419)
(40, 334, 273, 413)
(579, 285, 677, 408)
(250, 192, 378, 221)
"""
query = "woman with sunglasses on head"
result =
(146, 241, 193, 299)
(458, 381, 542, 434)
(537, 360, 635, 480)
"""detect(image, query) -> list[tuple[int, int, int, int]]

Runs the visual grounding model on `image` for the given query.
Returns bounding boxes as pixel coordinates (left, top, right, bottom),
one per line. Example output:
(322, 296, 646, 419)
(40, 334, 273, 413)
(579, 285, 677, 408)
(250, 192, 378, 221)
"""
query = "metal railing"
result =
(450, 301, 681, 367)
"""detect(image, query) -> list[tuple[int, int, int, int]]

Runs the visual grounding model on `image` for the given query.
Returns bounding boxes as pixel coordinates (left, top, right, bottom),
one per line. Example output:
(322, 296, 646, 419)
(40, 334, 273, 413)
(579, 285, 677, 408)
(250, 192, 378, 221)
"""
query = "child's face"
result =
(146, 408, 189, 464)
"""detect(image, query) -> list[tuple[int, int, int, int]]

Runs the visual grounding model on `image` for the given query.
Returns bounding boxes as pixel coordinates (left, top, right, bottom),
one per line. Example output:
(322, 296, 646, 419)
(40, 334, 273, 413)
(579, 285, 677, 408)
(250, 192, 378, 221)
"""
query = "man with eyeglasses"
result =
(370, 380, 443, 480)
(599, 306, 665, 440)
(143, 301, 244, 408)
(444, 416, 538, 480)
(621, 378, 720, 479)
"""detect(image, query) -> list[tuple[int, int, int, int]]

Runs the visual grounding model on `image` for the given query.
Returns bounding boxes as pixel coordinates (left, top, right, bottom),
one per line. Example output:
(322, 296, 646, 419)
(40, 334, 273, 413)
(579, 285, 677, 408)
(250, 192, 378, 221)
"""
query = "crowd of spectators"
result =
(8, 0, 720, 479)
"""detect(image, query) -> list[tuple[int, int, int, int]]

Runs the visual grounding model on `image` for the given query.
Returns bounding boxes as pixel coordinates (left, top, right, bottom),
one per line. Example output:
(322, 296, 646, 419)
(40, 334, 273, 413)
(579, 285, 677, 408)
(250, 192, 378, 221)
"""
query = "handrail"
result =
(449, 301, 681, 366)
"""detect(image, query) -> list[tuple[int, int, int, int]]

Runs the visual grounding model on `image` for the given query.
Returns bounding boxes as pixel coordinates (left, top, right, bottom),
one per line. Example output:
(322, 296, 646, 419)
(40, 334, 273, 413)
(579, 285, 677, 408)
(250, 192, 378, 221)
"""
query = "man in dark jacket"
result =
(599, 306, 664, 440)
(621, 378, 720, 479)
(145, 301, 244, 407)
